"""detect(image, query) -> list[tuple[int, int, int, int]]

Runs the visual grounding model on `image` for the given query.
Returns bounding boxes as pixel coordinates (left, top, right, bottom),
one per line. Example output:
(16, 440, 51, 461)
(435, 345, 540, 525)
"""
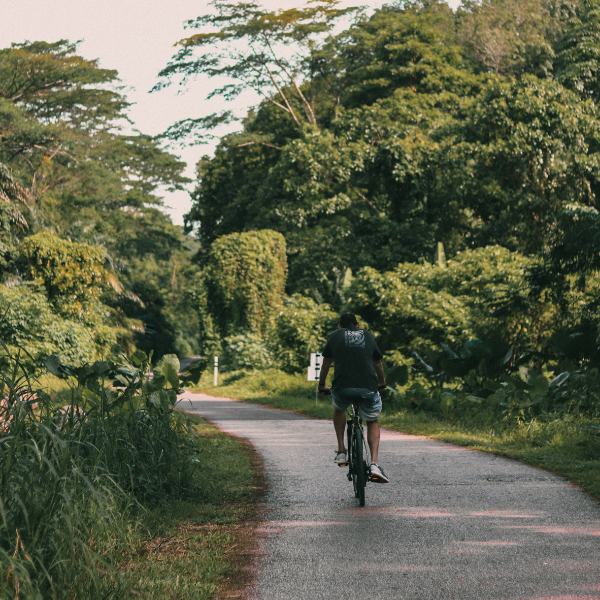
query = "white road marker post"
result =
(307, 353, 323, 405)
(214, 356, 218, 386)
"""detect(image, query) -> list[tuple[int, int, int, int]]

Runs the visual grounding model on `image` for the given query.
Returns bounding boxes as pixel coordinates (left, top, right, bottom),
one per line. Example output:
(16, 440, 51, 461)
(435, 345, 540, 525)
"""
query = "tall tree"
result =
(155, 0, 360, 146)
(455, 0, 577, 77)
(556, 0, 600, 100)
(0, 40, 203, 360)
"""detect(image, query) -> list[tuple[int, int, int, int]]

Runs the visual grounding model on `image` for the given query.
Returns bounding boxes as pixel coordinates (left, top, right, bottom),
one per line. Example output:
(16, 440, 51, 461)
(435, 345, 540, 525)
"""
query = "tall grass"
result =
(0, 346, 204, 599)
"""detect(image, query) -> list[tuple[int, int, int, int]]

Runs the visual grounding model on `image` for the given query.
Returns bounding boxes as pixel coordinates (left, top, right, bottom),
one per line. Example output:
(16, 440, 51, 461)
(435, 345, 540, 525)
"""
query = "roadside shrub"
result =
(206, 230, 287, 337)
(0, 282, 98, 365)
(18, 232, 111, 318)
(346, 246, 551, 365)
(385, 336, 600, 422)
(0, 347, 205, 598)
(272, 294, 338, 372)
(223, 331, 273, 370)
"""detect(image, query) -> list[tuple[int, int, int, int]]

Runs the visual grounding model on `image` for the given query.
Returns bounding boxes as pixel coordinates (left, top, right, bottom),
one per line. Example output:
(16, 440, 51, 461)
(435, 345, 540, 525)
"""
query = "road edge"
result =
(182, 407, 269, 600)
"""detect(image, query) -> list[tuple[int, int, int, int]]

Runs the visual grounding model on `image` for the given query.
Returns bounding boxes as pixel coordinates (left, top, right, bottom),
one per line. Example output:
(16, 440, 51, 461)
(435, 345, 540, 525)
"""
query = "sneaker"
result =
(370, 463, 389, 483)
(334, 450, 348, 466)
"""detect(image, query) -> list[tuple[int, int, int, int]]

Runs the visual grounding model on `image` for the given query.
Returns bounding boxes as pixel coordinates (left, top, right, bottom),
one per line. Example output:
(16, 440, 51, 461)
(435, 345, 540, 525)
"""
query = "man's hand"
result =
(378, 382, 387, 393)
(318, 383, 331, 396)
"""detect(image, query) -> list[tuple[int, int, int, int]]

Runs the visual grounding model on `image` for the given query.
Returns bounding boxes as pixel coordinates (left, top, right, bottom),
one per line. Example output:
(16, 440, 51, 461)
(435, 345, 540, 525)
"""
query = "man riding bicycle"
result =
(318, 313, 389, 483)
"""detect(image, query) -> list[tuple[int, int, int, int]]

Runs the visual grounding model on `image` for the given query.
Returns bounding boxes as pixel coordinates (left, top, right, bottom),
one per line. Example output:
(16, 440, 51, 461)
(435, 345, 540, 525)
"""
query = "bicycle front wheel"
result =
(351, 425, 366, 506)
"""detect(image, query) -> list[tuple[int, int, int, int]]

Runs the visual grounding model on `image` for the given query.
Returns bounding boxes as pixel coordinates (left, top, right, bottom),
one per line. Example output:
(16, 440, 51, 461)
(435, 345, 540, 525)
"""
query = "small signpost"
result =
(308, 353, 323, 405)
(214, 356, 218, 386)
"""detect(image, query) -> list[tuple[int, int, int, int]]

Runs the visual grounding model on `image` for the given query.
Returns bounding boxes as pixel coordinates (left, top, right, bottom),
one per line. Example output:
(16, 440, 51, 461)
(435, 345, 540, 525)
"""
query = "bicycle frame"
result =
(346, 403, 371, 506)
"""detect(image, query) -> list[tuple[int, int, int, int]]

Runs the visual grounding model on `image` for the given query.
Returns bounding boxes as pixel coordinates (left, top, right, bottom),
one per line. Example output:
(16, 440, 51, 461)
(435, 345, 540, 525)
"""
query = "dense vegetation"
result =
(154, 0, 600, 403)
(0, 347, 211, 597)
(2, 0, 600, 595)
(0, 40, 204, 362)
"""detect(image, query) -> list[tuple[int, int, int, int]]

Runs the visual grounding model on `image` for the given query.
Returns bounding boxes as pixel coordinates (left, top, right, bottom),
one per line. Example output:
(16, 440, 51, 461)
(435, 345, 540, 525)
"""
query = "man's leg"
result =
(333, 408, 347, 452)
(366, 420, 380, 464)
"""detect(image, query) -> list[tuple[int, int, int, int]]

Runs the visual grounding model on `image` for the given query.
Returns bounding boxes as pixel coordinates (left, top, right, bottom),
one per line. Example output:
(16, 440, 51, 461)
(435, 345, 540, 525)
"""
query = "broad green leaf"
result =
(534, 375, 549, 394)
(44, 354, 63, 378)
(131, 350, 148, 367)
(518, 366, 537, 387)
(440, 392, 454, 411)
(441, 343, 458, 359)
(386, 364, 409, 387)
(464, 340, 493, 360)
(163, 362, 180, 390)
(549, 372, 570, 388)
(149, 391, 161, 407)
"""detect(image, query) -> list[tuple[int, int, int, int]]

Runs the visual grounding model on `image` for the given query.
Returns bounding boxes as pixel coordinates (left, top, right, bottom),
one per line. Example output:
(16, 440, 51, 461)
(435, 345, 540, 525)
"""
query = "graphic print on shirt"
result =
(345, 330, 365, 348)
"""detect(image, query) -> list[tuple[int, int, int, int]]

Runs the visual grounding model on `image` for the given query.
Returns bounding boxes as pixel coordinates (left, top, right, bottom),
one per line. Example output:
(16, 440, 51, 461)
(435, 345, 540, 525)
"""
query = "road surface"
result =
(182, 391, 600, 600)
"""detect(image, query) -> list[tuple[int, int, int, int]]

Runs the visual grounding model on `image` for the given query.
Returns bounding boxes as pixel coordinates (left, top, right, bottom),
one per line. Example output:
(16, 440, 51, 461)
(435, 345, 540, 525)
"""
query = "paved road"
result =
(181, 392, 600, 600)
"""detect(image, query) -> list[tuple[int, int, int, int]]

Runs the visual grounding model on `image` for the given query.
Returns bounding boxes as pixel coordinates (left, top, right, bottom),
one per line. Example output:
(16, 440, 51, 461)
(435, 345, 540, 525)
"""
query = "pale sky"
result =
(0, 0, 461, 226)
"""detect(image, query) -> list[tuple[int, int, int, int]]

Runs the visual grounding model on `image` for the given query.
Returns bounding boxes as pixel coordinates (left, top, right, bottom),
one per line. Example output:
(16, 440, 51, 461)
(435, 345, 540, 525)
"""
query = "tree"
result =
(0, 41, 190, 240)
(556, 0, 600, 100)
(345, 246, 549, 364)
(455, 0, 577, 77)
(18, 232, 112, 317)
(438, 75, 600, 253)
(337, 0, 470, 108)
(0, 40, 203, 362)
(205, 229, 287, 337)
(155, 0, 360, 145)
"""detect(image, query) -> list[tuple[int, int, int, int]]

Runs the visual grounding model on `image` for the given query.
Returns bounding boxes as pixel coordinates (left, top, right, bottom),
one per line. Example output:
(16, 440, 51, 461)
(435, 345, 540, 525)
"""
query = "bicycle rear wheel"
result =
(351, 424, 366, 506)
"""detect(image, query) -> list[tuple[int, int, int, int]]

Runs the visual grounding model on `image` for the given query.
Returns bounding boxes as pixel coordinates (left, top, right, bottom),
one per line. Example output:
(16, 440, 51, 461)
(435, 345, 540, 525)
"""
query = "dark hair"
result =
(339, 313, 358, 328)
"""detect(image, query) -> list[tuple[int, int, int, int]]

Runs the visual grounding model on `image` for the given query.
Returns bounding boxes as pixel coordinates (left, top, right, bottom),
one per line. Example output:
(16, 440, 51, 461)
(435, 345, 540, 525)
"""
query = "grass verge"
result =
(115, 412, 265, 599)
(193, 369, 600, 501)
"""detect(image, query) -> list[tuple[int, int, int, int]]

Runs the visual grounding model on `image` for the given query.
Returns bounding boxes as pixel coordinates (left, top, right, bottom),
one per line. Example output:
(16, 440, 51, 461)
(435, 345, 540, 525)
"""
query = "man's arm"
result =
(318, 357, 333, 391)
(374, 360, 386, 391)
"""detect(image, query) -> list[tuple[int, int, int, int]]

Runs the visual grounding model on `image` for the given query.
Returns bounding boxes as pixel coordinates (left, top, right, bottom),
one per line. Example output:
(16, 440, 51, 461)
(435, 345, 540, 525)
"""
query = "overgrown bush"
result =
(223, 331, 274, 370)
(385, 337, 600, 423)
(271, 294, 338, 372)
(346, 246, 552, 366)
(206, 230, 287, 337)
(0, 282, 100, 365)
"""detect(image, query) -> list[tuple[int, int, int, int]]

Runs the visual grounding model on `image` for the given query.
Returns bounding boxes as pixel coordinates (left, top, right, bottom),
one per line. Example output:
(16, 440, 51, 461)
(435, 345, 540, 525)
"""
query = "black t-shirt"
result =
(322, 328, 383, 391)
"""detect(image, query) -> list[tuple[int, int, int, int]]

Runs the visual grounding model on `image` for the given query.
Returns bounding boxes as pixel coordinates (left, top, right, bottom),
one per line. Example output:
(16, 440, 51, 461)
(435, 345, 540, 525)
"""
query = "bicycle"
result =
(319, 389, 372, 506)
(346, 403, 370, 507)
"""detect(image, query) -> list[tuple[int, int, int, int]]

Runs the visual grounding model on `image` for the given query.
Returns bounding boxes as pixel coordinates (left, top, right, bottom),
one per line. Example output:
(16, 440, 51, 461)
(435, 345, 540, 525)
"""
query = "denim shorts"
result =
(331, 387, 382, 422)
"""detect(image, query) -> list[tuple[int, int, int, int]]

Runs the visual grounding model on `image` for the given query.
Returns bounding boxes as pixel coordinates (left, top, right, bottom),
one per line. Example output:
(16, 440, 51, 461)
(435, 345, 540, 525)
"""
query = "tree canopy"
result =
(158, 0, 600, 304)
(0, 40, 202, 362)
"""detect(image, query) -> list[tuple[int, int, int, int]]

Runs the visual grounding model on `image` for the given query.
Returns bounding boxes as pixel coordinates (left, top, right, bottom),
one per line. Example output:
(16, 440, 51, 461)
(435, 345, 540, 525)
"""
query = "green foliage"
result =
(0, 40, 127, 127)
(0, 282, 103, 365)
(0, 162, 30, 243)
(272, 293, 338, 372)
(346, 246, 548, 364)
(394, 343, 600, 422)
(156, 0, 359, 140)
(170, 0, 600, 300)
(206, 229, 287, 337)
(0, 39, 203, 365)
(339, 0, 468, 107)
(0, 346, 205, 598)
(223, 332, 274, 370)
(18, 232, 110, 314)
(446, 75, 600, 253)
(456, 0, 574, 77)
(556, 0, 600, 100)
(527, 204, 600, 365)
